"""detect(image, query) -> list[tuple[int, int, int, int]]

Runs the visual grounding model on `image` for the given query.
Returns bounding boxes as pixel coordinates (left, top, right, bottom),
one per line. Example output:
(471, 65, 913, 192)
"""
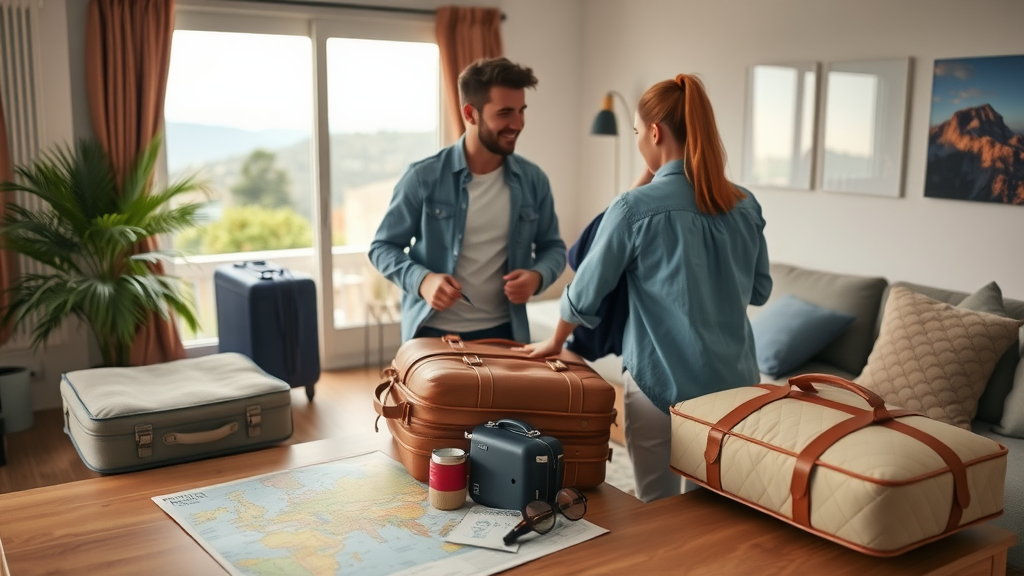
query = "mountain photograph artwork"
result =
(925, 54, 1024, 205)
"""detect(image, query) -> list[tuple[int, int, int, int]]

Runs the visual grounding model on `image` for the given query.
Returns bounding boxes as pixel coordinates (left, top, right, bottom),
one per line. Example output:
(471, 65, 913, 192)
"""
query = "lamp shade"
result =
(590, 93, 618, 136)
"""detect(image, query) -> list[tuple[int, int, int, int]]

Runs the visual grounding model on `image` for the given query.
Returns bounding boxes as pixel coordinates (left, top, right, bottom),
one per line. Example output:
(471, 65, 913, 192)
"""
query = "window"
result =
(165, 5, 440, 359)
(165, 30, 315, 341)
(324, 37, 439, 328)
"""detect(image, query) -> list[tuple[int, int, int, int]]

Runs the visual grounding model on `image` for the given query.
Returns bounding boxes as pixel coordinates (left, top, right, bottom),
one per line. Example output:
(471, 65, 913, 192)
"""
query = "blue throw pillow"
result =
(752, 295, 856, 377)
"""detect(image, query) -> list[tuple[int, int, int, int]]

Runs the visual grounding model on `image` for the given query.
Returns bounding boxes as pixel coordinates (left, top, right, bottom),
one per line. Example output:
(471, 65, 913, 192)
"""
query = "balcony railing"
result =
(170, 245, 399, 344)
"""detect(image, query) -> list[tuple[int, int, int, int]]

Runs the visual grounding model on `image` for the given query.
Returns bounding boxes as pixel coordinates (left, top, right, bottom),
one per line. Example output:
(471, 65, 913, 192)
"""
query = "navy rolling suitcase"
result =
(215, 261, 320, 400)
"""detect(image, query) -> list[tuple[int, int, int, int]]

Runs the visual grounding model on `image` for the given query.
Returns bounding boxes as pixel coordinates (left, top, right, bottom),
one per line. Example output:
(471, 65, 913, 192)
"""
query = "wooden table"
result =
(0, 434, 1014, 575)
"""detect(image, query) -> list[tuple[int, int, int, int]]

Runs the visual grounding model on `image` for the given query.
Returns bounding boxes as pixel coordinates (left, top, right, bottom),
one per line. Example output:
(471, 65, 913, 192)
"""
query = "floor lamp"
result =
(590, 91, 631, 196)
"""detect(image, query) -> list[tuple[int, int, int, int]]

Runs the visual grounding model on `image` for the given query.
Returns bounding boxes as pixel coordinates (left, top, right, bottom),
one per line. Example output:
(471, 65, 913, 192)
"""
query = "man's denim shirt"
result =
(369, 136, 566, 343)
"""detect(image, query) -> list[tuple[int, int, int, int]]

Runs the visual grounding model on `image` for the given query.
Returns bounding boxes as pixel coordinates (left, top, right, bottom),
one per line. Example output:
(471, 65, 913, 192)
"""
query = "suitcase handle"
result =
(373, 379, 409, 431)
(438, 337, 588, 371)
(471, 338, 526, 347)
(787, 373, 892, 422)
(487, 418, 540, 437)
(162, 422, 239, 445)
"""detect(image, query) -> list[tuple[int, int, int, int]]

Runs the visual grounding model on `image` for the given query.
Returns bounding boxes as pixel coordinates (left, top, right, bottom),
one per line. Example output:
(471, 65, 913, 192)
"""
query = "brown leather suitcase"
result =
(373, 335, 617, 487)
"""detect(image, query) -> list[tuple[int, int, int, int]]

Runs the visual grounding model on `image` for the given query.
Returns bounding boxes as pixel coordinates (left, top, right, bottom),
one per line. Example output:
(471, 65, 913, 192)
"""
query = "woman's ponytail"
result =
(680, 75, 744, 215)
(638, 74, 745, 215)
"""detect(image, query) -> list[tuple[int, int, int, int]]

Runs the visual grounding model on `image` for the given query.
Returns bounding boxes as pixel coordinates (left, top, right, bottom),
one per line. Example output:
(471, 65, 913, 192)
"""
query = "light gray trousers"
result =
(622, 371, 698, 502)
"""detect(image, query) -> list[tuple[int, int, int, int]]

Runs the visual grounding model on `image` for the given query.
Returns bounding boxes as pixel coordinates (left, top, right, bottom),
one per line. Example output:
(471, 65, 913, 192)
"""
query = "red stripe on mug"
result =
(429, 459, 467, 492)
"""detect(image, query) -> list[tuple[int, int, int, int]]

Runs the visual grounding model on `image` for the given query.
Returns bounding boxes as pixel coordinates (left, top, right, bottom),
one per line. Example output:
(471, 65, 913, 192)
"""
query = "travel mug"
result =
(429, 447, 468, 510)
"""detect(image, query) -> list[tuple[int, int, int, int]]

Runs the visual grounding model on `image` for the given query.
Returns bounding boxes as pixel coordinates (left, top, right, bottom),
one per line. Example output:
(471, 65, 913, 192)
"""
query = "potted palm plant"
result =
(0, 135, 206, 367)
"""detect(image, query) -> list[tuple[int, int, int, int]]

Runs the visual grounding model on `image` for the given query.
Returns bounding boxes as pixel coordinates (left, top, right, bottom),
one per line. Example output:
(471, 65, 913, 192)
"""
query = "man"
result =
(369, 57, 566, 343)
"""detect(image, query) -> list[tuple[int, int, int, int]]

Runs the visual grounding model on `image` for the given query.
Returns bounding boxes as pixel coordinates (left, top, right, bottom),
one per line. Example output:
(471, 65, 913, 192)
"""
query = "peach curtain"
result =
(435, 6, 503, 144)
(85, 0, 184, 366)
(0, 93, 18, 346)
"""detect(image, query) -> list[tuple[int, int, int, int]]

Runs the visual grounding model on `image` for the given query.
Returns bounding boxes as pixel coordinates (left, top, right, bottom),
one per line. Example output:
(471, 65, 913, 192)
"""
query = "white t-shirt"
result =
(423, 166, 511, 332)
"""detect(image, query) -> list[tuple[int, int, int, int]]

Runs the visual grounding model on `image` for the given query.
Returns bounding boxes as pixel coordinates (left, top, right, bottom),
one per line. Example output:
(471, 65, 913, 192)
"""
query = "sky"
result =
(751, 65, 798, 160)
(929, 55, 1024, 133)
(752, 64, 877, 158)
(164, 31, 439, 134)
(823, 71, 877, 157)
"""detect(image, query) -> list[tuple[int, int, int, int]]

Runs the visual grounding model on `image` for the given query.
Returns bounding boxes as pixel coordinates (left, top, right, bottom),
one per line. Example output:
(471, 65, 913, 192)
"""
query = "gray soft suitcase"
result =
(61, 353, 293, 473)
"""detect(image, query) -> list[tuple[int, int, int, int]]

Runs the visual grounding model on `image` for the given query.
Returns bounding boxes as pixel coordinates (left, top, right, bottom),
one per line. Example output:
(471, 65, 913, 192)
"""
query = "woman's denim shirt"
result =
(561, 160, 771, 412)
(369, 136, 566, 343)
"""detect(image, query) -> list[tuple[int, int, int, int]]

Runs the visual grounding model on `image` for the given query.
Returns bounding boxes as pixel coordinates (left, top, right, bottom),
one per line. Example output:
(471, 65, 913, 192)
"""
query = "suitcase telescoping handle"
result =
(787, 373, 892, 422)
(235, 260, 289, 280)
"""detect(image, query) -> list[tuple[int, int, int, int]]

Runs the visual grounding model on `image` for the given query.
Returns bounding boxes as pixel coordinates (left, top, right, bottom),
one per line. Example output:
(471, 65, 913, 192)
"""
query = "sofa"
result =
(527, 262, 1024, 569)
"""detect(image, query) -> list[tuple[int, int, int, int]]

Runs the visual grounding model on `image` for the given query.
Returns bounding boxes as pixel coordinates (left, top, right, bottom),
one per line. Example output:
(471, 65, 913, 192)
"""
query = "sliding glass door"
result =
(166, 3, 440, 368)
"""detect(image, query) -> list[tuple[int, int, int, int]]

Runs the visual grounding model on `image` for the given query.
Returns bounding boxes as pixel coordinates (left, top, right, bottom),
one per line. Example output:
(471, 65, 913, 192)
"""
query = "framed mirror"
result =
(742, 62, 818, 189)
(818, 58, 911, 197)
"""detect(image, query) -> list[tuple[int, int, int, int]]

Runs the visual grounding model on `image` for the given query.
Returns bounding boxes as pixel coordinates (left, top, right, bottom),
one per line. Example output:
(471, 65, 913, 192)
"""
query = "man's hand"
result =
(419, 273, 462, 311)
(503, 269, 542, 304)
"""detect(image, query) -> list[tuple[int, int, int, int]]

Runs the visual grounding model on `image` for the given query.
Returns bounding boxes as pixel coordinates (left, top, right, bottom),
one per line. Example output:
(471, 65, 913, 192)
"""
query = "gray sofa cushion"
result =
(877, 281, 1024, 425)
(997, 342, 1024, 437)
(757, 263, 887, 376)
(973, 420, 1024, 570)
(759, 360, 858, 385)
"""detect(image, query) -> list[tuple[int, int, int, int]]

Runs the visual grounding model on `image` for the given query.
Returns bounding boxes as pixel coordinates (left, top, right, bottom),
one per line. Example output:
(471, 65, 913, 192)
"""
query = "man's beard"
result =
(478, 121, 517, 156)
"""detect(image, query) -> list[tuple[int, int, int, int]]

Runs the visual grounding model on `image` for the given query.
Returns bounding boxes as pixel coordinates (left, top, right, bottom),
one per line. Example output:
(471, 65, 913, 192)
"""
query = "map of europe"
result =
(153, 451, 473, 575)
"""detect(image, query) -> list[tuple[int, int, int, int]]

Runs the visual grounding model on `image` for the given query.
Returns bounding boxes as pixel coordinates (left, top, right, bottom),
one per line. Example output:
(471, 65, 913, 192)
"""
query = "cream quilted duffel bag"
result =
(669, 374, 1007, 556)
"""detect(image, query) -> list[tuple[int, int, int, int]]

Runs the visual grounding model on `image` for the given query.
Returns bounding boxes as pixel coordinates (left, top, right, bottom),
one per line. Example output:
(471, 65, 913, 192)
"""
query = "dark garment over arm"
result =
(565, 211, 628, 361)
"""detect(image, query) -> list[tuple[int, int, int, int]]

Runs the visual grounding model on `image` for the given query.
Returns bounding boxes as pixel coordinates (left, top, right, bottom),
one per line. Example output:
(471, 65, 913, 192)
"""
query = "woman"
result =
(525, 74, 771, 502)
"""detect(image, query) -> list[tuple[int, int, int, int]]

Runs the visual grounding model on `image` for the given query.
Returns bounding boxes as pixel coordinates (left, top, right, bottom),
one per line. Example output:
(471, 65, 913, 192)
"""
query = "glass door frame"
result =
(310, 15, 439, 370)
(172, 1, 440, 369)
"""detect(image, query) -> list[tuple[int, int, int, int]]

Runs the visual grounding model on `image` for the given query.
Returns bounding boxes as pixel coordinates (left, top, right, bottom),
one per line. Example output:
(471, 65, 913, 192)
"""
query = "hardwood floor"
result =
(2, 367, 1021, 576)
(0, 366, 387, 494)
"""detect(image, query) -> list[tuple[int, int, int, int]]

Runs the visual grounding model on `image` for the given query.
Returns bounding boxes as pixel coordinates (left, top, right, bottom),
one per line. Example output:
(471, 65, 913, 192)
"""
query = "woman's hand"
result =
(519, 337, 564, 358)
(632, 168, 655, 189)
(517, 318, 577, 358)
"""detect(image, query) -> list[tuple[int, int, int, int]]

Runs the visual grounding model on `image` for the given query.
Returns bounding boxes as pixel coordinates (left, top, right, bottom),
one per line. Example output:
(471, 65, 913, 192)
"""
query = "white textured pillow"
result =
(856, 286, 1023, 429)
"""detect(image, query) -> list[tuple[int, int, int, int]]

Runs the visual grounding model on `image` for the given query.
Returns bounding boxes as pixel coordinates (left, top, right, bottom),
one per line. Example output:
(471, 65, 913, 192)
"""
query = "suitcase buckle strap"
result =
(443, 334, 465, 349)
(545, 359, 568, 372)
(463, 355, 483, 366)
(135, 424, 153, 458)
(246, 406, 262, 437)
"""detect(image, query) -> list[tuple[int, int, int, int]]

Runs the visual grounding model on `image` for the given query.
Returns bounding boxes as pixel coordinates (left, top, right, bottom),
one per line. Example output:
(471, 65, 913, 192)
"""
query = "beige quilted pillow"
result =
(856, 286, 1023, 429)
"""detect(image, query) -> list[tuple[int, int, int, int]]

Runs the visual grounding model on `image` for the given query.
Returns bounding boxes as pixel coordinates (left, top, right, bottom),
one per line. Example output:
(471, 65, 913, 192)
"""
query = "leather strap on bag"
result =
(784, 375, 969, 533)
(789, 410, 884, 527)
(881, 419, 970, 532)
(373, 372, 410, 432)
(434, 336, 590, 368)
(702, 374, 970, 535)
(704, 384, 793, 490)
(433, 336, 588, 413)
(463, 354, 495, 409)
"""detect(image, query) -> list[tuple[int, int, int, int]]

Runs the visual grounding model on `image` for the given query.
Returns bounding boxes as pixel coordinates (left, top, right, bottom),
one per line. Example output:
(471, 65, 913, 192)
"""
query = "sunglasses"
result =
(502, 487, 588, 545)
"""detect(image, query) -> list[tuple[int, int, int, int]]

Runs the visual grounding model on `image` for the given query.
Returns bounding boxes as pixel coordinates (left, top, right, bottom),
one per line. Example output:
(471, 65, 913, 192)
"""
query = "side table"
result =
(364, 299, 398, 370)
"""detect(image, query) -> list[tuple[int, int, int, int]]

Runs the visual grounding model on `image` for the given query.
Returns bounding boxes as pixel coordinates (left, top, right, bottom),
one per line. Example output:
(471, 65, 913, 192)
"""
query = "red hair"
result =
(637, 74, 744, 215)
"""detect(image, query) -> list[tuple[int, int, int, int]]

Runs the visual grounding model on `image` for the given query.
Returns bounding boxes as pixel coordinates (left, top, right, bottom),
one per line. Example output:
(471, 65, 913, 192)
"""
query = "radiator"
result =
(1, 0, 66, 349)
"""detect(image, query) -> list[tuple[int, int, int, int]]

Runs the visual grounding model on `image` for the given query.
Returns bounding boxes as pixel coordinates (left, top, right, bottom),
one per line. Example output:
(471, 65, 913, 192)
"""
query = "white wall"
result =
(501, 0, 584, 241)
(578, 0, 1024, 299)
